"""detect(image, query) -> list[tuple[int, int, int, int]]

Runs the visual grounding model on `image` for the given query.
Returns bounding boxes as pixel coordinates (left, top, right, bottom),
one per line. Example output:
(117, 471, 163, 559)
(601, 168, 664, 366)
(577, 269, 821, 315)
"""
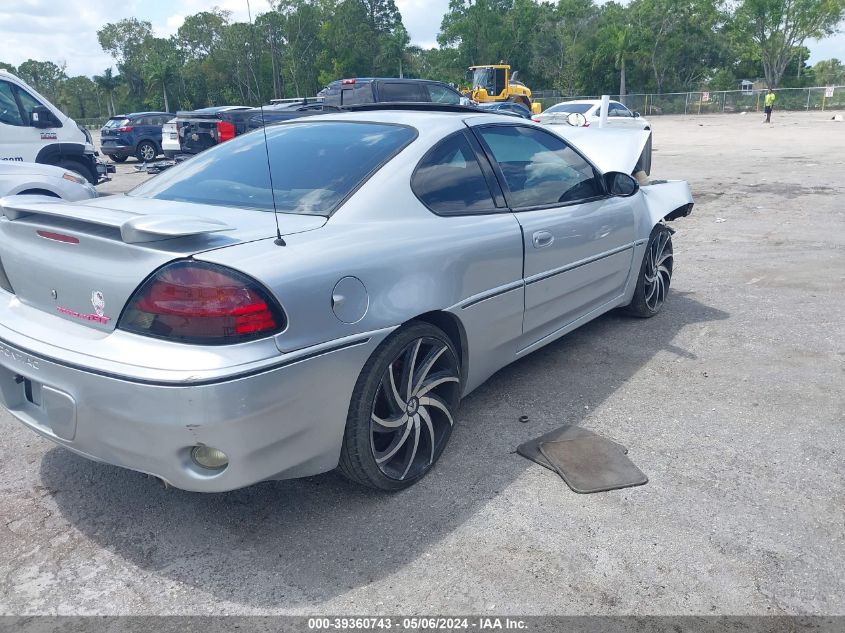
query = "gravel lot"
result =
(1, 111, 843, 616)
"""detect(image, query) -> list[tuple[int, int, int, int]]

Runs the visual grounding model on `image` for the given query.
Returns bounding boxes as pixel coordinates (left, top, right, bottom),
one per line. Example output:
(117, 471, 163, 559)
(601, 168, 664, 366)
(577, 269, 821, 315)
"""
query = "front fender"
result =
(640, 180, 694, 229)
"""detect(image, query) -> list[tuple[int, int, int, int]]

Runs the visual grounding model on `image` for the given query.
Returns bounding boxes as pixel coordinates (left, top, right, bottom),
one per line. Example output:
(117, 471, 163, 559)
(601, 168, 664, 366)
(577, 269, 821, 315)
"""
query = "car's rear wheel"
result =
(135, 141, 157, 162)
(109, 155, 127, 163)
(625, 224, 674, 317)
(339, 322, 461, 491)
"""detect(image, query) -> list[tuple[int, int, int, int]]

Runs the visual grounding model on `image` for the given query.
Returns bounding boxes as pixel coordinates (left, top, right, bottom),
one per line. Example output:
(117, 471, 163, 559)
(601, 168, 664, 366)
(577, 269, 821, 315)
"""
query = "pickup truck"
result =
(173, 102, 332, 156)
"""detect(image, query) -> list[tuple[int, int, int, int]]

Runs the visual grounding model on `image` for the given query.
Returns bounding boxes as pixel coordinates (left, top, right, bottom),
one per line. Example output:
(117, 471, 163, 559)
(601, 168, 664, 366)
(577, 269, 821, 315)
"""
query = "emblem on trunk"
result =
(91, 291, 105, 317)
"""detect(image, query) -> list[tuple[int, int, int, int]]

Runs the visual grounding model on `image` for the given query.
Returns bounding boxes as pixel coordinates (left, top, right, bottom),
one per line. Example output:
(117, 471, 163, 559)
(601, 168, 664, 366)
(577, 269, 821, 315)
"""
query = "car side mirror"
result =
(633, 111, 641, 118)
(30, 105, 55, 128)
(604, 171, 639, 197)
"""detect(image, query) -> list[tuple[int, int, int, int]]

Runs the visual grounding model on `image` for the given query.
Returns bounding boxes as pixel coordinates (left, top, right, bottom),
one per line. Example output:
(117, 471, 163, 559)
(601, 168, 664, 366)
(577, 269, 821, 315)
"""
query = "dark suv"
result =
(100, 112, 175, 163)
(319, 78, 467, 106)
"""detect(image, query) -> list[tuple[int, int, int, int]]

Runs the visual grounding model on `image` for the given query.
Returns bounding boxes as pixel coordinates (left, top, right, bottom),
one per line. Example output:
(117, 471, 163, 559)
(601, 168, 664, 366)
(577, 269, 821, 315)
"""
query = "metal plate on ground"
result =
(517, 425, 627, 472)
(539, 435, 648, 494)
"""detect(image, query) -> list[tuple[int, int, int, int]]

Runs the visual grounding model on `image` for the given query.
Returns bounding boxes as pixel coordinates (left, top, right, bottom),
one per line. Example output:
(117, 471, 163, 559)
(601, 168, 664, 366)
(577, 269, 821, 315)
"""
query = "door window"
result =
(476, 125, 603, 208)
(412, 132, 497, 216)
(425, 84, 461, 104)
(0, 81, 24, 126)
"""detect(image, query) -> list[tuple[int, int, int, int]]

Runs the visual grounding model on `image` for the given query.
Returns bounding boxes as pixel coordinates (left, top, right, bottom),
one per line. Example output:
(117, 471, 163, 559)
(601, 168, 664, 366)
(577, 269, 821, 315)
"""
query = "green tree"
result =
(61, 76, 99, 119)
(733, 0, 845, 88)
(142, 38, 181, 111)
(812, 57, 845, 84)
(16, 59, 67, 102)
(98, 18, 154, 100)
(0, 62, 16, 73)
(93, 68, 120, 115)
(531, 0, 597, 95)
(274, 0, 323, 97)
(594, 3, 635, 98)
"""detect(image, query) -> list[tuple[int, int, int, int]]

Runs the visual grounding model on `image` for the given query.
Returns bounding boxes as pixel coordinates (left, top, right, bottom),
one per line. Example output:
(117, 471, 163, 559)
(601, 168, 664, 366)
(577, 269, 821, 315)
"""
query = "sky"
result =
(0, 0, 842, 79)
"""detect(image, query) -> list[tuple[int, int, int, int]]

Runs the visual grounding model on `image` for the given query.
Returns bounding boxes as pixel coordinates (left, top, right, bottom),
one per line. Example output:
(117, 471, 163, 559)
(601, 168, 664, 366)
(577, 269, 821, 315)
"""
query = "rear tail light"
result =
(531, 117, 541, 122)
(216, 120, 236, 143)
(117, 126, 134, 133)
(341, 78, 356, 85)
(118, 261, 285, 344)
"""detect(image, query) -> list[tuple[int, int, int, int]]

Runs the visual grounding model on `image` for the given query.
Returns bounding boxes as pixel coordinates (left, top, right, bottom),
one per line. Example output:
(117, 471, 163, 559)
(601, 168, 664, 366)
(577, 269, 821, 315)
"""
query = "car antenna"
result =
(247, 0, 286, 246)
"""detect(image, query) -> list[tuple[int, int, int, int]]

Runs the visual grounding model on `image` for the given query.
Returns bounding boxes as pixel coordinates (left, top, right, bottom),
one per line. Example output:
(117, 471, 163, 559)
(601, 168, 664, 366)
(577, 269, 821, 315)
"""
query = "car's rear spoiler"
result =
(0, 196, 233, 243)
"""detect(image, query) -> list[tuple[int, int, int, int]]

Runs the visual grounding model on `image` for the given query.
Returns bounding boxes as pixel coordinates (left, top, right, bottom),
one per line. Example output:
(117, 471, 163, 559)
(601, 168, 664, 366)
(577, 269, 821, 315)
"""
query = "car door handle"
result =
(532, 230, 554, 249)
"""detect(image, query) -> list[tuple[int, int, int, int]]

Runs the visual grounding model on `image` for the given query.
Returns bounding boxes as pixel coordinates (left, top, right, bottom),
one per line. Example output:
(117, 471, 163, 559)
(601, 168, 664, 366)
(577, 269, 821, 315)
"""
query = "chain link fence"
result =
(535, 86, 844, 115)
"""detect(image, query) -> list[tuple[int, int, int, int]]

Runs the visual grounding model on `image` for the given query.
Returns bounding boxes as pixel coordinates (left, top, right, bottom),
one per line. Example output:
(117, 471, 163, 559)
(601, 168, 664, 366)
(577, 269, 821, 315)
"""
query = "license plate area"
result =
(0, 365, 77, 441)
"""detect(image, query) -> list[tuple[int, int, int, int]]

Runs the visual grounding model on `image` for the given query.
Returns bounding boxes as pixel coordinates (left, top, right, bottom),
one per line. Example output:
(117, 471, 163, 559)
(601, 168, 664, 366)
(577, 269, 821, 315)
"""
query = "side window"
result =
(14, 87, 45, 125)
(379, 82, 425, 102)
(476, 125, 603, 208)
(0, 81, 24, 126)
(426, 84, 461, 104)
(135, 117, 149, 126)
(609, 103, 632, 118)
(412, 132, 497, 216)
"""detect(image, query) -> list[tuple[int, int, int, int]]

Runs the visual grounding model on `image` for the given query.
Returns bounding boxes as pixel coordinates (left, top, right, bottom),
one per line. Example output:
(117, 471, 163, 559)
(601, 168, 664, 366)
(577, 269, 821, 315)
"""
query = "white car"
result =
(0, 161, 98, 201)
(162, 117, 180, 158)
(535, 100, 651, 130)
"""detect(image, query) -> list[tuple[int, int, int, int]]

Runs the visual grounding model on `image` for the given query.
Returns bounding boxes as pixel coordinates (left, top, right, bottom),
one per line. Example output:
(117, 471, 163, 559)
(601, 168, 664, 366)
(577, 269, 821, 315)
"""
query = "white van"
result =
(0, 70, 112, 184)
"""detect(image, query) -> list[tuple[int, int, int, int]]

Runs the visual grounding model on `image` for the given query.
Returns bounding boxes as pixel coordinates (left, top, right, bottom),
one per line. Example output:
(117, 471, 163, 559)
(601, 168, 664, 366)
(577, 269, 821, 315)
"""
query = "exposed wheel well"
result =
(18, 189, 59, 197)
(409, 311, 468, 380)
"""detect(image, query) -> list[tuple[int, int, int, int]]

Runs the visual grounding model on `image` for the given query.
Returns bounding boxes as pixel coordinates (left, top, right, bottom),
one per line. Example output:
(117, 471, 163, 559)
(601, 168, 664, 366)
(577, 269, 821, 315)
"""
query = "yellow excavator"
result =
(465, 64, 542, 114)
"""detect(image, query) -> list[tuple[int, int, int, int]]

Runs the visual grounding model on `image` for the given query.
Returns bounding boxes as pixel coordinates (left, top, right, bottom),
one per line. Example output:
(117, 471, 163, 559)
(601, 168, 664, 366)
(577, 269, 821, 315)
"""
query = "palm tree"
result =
(93, 68, 120, 116)
(143, 39, 179, 112)
(595, 4, 634, 102)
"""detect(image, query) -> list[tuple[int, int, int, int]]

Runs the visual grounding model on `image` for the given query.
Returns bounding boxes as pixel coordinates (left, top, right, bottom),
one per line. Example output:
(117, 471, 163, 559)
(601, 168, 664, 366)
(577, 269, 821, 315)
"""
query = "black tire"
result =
(624, 224, 674, 318)
(135, 141, 158, 162)
(56, 159, 96, 185)
(109, 155, 128, 163)
(338, 321, 461, 491)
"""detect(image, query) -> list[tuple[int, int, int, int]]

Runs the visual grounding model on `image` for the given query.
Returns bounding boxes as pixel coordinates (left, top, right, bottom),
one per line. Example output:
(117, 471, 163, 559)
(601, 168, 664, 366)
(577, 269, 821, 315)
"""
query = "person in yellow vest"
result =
(764, 89, 776, 123)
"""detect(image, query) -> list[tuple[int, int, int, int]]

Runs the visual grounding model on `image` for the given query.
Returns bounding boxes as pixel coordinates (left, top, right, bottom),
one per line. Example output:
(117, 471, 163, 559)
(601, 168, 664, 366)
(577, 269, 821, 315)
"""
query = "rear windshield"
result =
(129, 121, 417, 215)
(546, 103, 593, 114)
(104, 118, 129, 128)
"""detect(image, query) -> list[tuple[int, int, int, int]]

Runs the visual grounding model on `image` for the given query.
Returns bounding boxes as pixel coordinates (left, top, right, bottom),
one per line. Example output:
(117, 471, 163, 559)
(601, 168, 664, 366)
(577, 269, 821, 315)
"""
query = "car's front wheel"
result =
(339, 322, 461, 490)
(625, 224, 674, 317)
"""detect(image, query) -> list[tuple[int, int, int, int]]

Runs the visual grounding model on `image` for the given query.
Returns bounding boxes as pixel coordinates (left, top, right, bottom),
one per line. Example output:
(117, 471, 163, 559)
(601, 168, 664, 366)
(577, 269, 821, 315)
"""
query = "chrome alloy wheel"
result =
(643, 229, 673, 312)
(370, 337, 460, 481)
(139, 143, 156, 161)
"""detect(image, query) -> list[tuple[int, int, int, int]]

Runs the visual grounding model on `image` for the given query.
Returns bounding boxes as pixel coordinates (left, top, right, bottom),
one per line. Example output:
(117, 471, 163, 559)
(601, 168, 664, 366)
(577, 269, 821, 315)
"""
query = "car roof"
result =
(330, 77, 453, 85)
(110, 112, 173, 118)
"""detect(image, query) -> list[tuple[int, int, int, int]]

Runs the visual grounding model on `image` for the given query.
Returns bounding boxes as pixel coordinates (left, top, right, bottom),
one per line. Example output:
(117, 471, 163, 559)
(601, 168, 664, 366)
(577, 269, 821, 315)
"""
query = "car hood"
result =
(549, 126, 651, 175)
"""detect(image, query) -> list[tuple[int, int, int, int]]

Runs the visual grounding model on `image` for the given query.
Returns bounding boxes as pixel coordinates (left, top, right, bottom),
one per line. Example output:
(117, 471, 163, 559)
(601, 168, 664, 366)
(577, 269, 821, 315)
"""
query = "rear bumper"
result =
(100, 144, 132, 158)
(0, 330, 389, 492)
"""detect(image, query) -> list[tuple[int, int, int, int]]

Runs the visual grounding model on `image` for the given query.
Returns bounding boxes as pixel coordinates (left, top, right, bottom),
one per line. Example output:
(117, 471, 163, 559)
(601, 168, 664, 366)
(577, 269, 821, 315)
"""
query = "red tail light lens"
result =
(117, 126, 134, 133)
(118, 261, 285, 344)
(216, 120, 236, 142)
(341, 78, 356, 85)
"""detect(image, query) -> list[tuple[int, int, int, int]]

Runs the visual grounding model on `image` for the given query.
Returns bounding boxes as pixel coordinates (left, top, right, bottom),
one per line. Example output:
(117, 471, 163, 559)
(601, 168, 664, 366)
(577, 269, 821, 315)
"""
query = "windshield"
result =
(546, 103, 593, 114)
(129, 121, 417, 216)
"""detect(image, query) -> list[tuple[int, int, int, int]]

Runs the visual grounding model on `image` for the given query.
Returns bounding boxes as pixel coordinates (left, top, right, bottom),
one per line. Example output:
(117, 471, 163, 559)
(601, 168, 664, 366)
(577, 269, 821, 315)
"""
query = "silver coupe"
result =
(0, 107, 692, 491)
